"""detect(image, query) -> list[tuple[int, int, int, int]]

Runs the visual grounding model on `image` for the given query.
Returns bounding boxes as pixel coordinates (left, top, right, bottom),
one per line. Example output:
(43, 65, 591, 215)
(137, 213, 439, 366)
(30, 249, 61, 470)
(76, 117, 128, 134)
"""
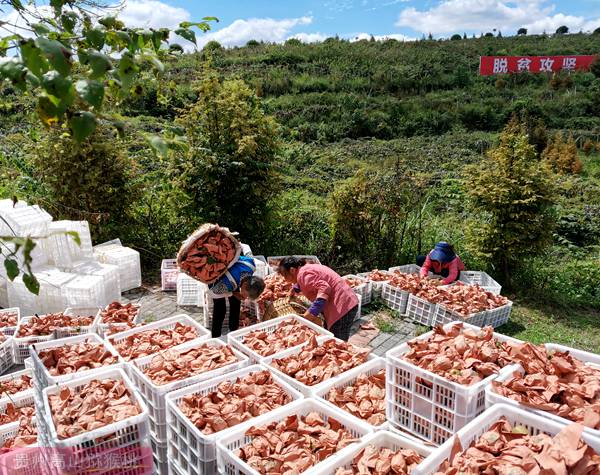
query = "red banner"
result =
(479, 55, 597, 75)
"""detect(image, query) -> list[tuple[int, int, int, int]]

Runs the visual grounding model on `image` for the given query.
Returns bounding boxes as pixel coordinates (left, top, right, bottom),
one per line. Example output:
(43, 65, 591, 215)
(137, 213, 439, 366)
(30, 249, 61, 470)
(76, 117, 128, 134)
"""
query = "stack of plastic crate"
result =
(71, 259, 121, 303)
(252, 255, 269, 278)
(94, 242, 141, 291)
(62, 273, 106, 308)
(176, 272, 205, 306)
(44, 220, 94, 269)
(161, 259, 178, 291)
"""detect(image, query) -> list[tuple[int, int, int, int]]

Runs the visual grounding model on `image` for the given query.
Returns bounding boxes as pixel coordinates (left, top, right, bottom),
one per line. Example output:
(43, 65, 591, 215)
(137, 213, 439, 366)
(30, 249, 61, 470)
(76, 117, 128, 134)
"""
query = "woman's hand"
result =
(302, 311, 323, 327)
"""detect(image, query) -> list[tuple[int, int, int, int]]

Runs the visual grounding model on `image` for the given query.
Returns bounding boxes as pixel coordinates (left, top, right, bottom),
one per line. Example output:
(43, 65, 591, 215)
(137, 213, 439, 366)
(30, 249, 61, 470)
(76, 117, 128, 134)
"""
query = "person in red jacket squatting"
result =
(416, 242, 465, 285)
(277, 257, 359, 341)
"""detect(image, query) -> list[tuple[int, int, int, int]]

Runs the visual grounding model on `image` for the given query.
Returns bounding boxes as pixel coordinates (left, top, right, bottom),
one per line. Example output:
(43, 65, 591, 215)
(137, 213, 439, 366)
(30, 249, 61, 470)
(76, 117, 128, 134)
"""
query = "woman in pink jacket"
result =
(417, 241, 465, 285)
(277, 257, 359, 341)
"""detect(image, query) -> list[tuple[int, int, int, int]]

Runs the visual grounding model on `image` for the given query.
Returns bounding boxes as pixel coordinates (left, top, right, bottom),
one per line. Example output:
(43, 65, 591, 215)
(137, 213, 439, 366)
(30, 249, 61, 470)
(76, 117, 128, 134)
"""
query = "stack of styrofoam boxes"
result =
(216, 398, 373, 474)
(343, 274, 372, 306)
(385, 322, 524, 446)
(357, 269, 392, 299)
(165, 364, 303, 475)
(161, 259, 178, 291)
(128, 339, 249, 474)
(94, 242, 141, 292)
(37, 366, 153, 474)
(413, 404, 600, 475)
(71, 259, 121, 304)
(485, 342, 600, 440)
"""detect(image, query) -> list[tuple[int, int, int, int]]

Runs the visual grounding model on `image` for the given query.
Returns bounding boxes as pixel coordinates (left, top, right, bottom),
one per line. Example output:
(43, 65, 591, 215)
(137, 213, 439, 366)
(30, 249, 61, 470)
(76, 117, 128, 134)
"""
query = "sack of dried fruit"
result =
(177, 223, 242, 284)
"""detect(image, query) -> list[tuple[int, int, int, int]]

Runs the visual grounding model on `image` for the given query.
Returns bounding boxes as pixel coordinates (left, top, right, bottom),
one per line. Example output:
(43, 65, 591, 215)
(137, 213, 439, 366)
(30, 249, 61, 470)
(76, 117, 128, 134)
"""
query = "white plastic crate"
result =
(385, 322, 524, 446)
(266, 255, 320, 273)
(0, 278, 8, 308)
(96, 302, 142, 338)
(44, 220, 93, 269)
(458, 271, 501, 295)
(0, 337, 13, 378)
(227, 314, 333, 363)
(161, 259, 178, 291)
(0, 417, 40, 475)
(63, 274, 106, 308)
(54, 306, 100, 338)
(405, 294, 438, 327)
(39, 366, 153, 474)
(0, 306, 19, 336)
(356, 270, 392, 298)
(151, 434, 169, 475)
(485, 301, 512, 328)
(314, 430, 433, 475)
(216, 398, 373, 475)
(176, 272, 204, 307)
(485, 342, 600, 440)
(129, 339, 249, 435)
(432, 304, 487, 328)
(381, 282, 411, 315)
(0, 367, 33, 398)
(30, 333, 120, 394)
(95, 245, 141, 291)
(252, 255, 269, 279)
(12, 315, 55, 365)
(313, 357, 387, 431)
(343, 274, 372, 306)
(105, 313, 210, 363)
(413, 403, 600, 475)
(169, 459, 186, 475)
(388, 264, 421, 275)
(263, 337, 380, 397)
(72, 260, 121, 304)
(0, 204, 52, 237)
(165, 364, 303, 474)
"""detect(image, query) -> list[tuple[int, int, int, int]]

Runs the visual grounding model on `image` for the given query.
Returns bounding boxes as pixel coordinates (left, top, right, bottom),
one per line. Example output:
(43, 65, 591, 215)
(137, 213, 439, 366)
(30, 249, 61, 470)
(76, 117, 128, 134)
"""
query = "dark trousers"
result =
(416, 255, 449, 278)
(212, 296, 240, 338)
(328, 305, 359, 341)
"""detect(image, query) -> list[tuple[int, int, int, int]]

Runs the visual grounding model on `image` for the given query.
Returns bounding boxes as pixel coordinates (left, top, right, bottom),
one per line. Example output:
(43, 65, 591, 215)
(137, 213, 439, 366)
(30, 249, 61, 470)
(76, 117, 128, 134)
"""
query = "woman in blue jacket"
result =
(208, 255, 265, 337)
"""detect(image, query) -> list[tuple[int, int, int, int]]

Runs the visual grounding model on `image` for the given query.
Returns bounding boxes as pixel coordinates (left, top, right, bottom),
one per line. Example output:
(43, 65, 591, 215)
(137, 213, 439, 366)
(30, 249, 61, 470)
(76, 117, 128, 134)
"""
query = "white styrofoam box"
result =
(53, 306, 100, 338)
(227, 314, 333, 363)
(44, 220, 93, 269)
(30, 333, 120, 395)
(12, 315, 56, 365)
(216, 398, 373, 475)
(105, 314, 210, 363)
(0, 417, 40, 475)
(263, 337, 381, 397)
(95, 245, 141, 292)
(266, 255, 321, 273)
(72, 260, 121, 304)
(0, 337, 13, 376)
(39, 366, 153, 473)
(63, 273, 106, 308)
(0, 277, 8, 308)
(165, 364, 303, 474)
(0, 306, 19, 335)
(314, 430, 433, 475)
(176, 272, 204, 307)
(7, 267, 75, 317)
(161, 259, 178, 291)
(313, 357, 387, 432)
(343, 274, 372, 306)
(381, 282, 411, 315)
(485, 301, 512, 328)
(413, 403, 600, 475)
(356, 270, 392, 297)
(405, 294, 437, 327)
(458, 271, 502, 295)
(485, 342, 600, 440)
(385, 322, 524, 446)
(129, 339, 249, 435)
(432, 304, 488, 328)
(151, 434, 169, 475)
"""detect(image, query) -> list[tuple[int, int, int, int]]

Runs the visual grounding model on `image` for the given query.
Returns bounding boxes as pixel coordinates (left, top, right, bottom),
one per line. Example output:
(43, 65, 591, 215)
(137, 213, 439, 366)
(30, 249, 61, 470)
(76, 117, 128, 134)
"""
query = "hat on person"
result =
(429, 242, 456, 263)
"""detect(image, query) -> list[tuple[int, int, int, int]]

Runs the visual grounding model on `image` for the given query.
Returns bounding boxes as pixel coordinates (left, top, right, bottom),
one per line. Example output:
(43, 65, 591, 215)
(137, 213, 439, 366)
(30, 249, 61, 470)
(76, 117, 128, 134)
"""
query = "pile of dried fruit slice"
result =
(0, 310, 18, 328)
(141, 344, 239, 385)
(100, 302, 140, 324)
(334, 444, 424, 475)
(242, 320, 320, 357)
(236, 412, 358, 474)
(326, 369, 386, 426)
(178, 227, 237, 283)
(256, 274, 293, 313)
(344, 276, 365, 289)
(0, 417, 37, 450)
(402, 323, 517, 385)
(0, 404, 35, 425)
(109, 322, 200, 361)
(271, 337, 371, 386)
(17, 313, 94, 337)
(48, 378, 141, 439)
(179, 370, 292, 435)
(433, 419, 600, 474)
(38, 342, 118, 376)
(387, 272, 443, 294)
(0, 373, 32, 397)
(363, 270, 391, 282)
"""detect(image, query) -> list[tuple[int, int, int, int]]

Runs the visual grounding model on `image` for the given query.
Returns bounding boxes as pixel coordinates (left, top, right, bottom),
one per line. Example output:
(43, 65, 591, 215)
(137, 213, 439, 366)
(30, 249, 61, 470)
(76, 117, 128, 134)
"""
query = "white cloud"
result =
(395, 0, 600, 35)
(197, 16, 313, 48)
(352, 32, 415, 41)
(289, 32, 329, 43)
(116, 0, 190, 30)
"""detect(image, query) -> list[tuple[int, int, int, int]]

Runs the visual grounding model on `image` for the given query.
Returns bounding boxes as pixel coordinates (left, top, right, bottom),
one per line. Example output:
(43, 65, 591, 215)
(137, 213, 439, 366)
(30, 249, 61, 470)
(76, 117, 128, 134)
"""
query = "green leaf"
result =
(148, 135, 168, 157)
(60, 12, 78, 33)
(75, 79, 104, 108)
(69, 111, 96, 142)
(85, 27, 106, 50)
(22, 273, 40, 295)
(65, 231, 81, 246)
(32, 23, 51, 36)
(169, 44, 184, 54)
(117, 51, 138, 92)
(3, 259, 18, 281)
(10, 0, 24, 10)
(35, 37, 72, 76)
(50, 0, 66, 14)
(0, 58, 27, 90)
(37, 94, 65, 125)
(20, 39, 49, 78)
(175, 28, 196, 45)
(202, 17, 219, 22)
(85, 50, 112, 79)
(98, 16, 118, 29)
(41, 70, 72, 98)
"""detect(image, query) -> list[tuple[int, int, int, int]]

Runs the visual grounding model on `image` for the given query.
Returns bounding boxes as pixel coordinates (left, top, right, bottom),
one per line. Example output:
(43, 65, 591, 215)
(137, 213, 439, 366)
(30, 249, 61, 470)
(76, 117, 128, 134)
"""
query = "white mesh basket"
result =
(165, 364, 303, 474)
(342, 274, 372, 306)
(0, 307, 19, 336)
(381, 282, 411, 315)
(54, 306, 101, 338)
(458, 271, 502, 295)
(71, 260, 121, 305)
(485, 301, 512, 328)
(356, 270, 392, 297)
(96, 302, 142, 337)
(0, 417, 40, 475)
(176, 273, 204, 307)
(432, 304, 488, 328)
(95, 246, 141, 292)
(405, 294, 438, 327)
(161, 259, 178, 291)
(13, 315, 56, 365)
(0, 367, 33, 399)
